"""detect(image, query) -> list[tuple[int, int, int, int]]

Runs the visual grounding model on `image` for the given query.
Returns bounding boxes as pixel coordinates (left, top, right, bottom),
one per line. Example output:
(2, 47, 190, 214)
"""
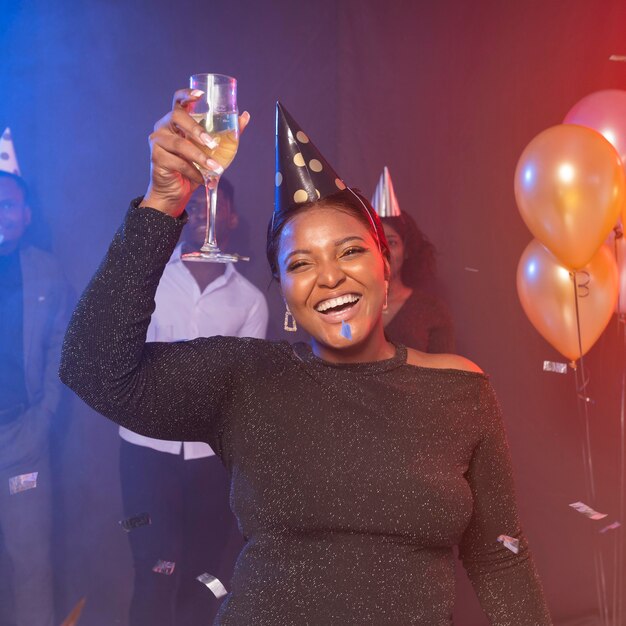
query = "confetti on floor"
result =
(152, 559, 176, 575)
(119, 512, 151, 532)
(569, 501, 608, 520)
(197, 573, 228, 598)
(9, 472, 38, 495)
(543, 360, 567, 374)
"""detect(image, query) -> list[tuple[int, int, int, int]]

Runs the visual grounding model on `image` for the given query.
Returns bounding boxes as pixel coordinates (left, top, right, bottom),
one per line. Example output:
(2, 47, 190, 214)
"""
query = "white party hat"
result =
(371, 166, 401, 217)
(0, 128, 21, 176)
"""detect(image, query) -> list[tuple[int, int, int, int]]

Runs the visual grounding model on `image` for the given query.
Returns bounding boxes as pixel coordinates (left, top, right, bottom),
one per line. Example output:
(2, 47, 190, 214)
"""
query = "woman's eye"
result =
(288, 260, 308, 271)
(342, 246, 365, 257)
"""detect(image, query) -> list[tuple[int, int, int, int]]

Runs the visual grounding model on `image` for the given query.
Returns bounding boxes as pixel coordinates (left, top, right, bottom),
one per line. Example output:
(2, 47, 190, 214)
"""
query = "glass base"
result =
(181, 250, 250, 263)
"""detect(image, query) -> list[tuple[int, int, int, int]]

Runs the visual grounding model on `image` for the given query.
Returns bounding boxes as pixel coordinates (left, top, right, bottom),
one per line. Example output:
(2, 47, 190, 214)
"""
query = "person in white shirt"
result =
(118, 178, 269, 626)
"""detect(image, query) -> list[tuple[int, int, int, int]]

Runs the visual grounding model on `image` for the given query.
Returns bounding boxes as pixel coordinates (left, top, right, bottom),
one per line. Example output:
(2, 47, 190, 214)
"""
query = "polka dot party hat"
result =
(371, 166, 401, 218)
(274, 102, 347, 214)
(0, 128, 21, 176)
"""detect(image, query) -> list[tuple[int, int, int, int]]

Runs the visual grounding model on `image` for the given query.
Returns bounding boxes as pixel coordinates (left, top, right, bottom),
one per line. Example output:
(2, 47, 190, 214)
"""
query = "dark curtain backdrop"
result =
(1, 1, 624, 624)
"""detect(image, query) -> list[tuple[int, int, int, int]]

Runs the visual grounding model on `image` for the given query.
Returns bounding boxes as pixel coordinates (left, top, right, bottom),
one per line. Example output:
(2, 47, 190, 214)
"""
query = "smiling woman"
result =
(59, 91, 552, 624)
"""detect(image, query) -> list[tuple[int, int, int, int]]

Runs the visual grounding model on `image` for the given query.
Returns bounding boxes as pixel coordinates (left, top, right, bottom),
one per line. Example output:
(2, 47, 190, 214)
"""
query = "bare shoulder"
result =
(406, 347, 484, 374)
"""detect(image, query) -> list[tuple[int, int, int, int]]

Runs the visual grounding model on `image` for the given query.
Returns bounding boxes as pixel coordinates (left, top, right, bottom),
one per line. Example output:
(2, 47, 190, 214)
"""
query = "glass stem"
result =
(202, 175, 220, 252)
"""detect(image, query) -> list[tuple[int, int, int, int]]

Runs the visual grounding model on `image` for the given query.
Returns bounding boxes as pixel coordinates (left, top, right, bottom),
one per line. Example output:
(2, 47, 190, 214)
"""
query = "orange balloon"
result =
(517, 239, 618, 361)
(514, 124, 625, 270)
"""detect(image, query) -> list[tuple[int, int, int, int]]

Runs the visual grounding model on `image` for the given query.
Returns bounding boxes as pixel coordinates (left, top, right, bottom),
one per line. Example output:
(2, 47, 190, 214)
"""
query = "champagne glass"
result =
(182, 73, 248, 263)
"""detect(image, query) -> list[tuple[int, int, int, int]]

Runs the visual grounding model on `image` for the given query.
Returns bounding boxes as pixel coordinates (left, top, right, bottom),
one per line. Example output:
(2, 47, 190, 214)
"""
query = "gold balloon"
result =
(517, 239, 618, 361)
(514, 124, 625, 270)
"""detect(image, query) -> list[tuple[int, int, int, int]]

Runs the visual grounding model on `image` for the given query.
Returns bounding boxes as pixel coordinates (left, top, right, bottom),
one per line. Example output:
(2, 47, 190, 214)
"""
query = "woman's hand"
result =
(140, 89, 250, 218)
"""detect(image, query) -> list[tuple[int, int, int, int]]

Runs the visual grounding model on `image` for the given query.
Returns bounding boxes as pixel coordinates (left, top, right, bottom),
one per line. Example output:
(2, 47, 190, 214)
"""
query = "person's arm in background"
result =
(40, 261, 71, 418)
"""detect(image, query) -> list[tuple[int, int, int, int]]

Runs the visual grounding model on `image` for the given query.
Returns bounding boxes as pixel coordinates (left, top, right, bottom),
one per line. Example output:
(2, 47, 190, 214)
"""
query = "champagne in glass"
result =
(182, 74, 248, 263)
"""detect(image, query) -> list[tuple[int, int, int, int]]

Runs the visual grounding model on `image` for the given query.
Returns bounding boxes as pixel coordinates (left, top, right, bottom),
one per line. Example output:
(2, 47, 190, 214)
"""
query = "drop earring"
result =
(284, 304, 297, 332)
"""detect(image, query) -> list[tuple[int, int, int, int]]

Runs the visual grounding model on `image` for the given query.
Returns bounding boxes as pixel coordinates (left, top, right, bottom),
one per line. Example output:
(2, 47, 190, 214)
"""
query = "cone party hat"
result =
(0, 128, 21, 176)
(371, 166, 401, 217)
(275, 102, 348, 214)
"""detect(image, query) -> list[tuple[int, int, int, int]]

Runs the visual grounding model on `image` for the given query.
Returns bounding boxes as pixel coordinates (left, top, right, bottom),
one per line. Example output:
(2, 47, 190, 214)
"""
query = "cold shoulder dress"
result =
(60, 201, 552, 625)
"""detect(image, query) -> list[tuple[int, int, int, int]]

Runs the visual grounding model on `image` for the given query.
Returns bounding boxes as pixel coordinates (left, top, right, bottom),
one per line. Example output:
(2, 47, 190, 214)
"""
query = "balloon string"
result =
(572, 271, 597, 500)
(614, 226, 622, 336)
(572, 271, 611, 625)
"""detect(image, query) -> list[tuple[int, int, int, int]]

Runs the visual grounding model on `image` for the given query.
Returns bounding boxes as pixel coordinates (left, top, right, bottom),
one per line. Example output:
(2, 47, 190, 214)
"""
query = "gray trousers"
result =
(0, 407, 54, 626)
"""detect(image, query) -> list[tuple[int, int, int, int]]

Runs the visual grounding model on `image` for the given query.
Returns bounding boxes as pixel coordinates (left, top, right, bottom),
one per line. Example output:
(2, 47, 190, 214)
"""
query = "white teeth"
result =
(315, 294, 360, 312)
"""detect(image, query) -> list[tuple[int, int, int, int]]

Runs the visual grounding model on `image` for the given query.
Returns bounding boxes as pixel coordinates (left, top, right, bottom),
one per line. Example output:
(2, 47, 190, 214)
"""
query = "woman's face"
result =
(278, 206, 389, 351)
(382, 222, 405, 281)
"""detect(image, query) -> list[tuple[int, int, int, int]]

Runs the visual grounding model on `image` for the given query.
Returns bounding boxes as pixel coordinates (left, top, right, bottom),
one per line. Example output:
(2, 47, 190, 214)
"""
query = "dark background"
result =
(1, 0, 625, 623)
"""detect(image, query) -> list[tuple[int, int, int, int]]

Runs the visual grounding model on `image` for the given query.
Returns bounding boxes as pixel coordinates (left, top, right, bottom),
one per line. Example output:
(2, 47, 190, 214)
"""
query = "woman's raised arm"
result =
(59, 92, 251, 453)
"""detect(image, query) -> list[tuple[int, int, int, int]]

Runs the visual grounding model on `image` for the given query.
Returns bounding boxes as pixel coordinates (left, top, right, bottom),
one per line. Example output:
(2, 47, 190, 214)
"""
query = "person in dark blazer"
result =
(0, 128, 69, 626)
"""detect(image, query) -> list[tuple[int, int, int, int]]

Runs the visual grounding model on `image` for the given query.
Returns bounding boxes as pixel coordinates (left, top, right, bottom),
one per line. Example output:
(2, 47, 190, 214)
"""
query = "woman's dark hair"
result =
(266, 188, 390, 279)
(382, 212, 436, 288)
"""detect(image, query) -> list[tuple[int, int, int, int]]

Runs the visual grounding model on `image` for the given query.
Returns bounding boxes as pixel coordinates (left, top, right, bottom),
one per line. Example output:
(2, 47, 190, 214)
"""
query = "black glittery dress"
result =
(60, 202, 552, 625)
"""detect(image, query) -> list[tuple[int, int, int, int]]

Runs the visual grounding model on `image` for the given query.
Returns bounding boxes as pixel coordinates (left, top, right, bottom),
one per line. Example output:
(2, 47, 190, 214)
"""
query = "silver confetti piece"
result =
(152, 559, 176, 575)
(569, 501, 608, 520)
(340, 320, 352, 340)
(119, 512, 151, 532)
(9, 471, 38, 495)
(600, 521, 621, 533)
(610, 55, 626, 62)
(543, 360, 568, 374)
(497, 534, 520, 554)
(197, 572, 228, 598)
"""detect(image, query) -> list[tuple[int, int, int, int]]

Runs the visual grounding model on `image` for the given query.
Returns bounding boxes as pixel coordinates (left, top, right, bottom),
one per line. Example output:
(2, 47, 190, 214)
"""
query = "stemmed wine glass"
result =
(182, 73, 248, 263)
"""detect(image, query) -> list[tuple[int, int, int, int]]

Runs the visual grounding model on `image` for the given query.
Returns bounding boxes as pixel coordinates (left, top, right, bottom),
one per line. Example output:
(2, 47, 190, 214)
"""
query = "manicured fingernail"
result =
(201, 132, 218, 149)
(190, 89, 204, 97)
(242, 111, 250, 124)
(206, 158, 223, 174)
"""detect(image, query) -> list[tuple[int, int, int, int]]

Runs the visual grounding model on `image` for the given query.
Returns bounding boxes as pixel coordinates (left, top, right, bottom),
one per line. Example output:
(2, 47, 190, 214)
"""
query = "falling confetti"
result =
(197, 572, 228, 598)
(543, 360, 568, 374)
(497, 534, 520, 554)
(119, 512, 151, 532)
(152, 560, 176, 575)
(9, 472, 38, 495)
(599, 521, 621, 533)
(340, 320, 352, 340)
(569, 501, 608, 520)
(609, 55, 626, 62)
(60, 597, 86, 626)
(464, 267, 479, 273)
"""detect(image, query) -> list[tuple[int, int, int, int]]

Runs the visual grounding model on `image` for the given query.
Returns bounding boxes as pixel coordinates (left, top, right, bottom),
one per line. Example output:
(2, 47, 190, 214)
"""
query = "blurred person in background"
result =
(0, 128, 69, 626)
(118, 178, 269, 626)
(372, 167, 455, 353)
